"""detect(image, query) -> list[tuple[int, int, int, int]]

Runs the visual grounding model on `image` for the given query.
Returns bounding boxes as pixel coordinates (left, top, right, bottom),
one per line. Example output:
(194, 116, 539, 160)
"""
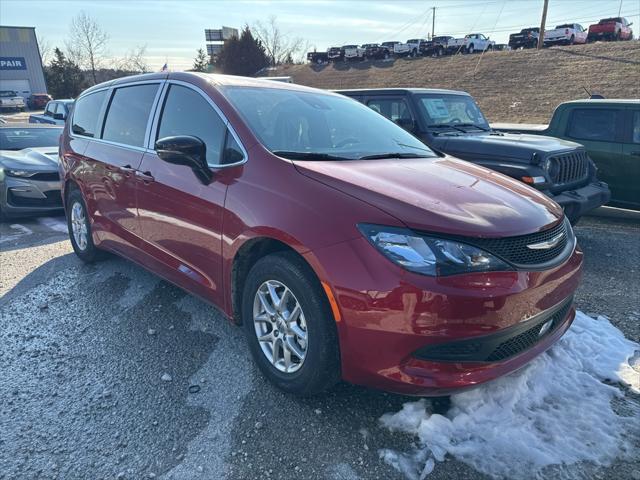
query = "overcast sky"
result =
(1, 0, 638, 70)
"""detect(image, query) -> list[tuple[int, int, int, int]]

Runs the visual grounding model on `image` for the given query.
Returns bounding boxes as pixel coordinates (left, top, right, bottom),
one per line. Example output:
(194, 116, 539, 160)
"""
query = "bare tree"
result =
(253, 16, 307, 66)
(118, 45, 149, 73)
(66, 11, 109, 84)
(36, 33, 52, 65)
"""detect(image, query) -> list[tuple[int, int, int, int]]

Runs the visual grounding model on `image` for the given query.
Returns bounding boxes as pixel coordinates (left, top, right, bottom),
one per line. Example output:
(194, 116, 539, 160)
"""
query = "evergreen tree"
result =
(192, 48, 209, 72)
(216, 26, 269, 76)
(44, 48, 86, 98)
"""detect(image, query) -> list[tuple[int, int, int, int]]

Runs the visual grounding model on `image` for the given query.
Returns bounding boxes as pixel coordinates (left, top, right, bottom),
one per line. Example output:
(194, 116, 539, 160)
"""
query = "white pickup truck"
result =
(343, 45, 366, 61)
(447, 33, 496, 54)
(0, 90, 25, 112)
(405, 39, 425, 57)
(381, 41, 412, 56)
(544, 24, 588, 45)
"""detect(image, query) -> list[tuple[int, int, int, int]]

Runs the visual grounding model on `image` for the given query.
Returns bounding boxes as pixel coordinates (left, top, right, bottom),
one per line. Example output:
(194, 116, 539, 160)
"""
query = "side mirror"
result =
(53, 113, 65, 120)
(155, 135, 213, 184)
(395, 117, 416, 132)
(628, 22, 633, 27)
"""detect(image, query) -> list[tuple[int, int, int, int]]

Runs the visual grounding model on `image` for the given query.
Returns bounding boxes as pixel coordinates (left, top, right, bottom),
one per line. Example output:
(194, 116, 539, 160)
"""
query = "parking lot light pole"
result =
(537, 0, 549, 49)
(432, 7, 436, 39)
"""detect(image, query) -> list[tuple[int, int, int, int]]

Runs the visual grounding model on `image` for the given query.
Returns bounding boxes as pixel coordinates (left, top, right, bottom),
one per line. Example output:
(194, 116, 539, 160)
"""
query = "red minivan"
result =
(60, 73, 583, 396)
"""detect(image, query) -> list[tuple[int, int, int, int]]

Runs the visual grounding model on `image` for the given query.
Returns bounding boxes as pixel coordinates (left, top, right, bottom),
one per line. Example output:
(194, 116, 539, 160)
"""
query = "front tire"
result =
(242, 252, 341, 396)
(66, 188, 105, 263)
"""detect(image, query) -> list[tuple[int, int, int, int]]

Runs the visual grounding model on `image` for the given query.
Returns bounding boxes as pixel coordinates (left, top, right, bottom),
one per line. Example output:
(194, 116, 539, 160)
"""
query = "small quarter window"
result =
(222, 130, 245, 165)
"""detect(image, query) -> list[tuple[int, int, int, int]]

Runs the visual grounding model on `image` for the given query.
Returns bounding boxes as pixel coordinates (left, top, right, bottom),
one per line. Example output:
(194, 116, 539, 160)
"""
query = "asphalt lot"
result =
(1, 213, 639, 480)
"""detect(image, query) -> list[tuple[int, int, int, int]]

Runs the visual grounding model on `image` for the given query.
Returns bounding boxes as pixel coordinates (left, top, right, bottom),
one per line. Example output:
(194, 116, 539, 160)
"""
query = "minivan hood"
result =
(293, 156, 562, 238)
(436, 132, 581, 162)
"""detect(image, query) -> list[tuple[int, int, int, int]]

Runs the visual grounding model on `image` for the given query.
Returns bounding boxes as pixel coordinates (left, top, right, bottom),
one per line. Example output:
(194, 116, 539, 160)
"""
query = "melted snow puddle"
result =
(379, 311, 640, 480)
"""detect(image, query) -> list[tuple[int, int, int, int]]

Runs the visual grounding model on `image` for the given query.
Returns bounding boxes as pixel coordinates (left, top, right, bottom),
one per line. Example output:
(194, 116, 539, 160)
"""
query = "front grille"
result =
(486, 300, 572, 361)
(465, 219, 569, 267)
(414, 297, 573, 363)
(8, 189, 62, 208)
(551, 151, 589, 184)
(29, 172, 60, 182)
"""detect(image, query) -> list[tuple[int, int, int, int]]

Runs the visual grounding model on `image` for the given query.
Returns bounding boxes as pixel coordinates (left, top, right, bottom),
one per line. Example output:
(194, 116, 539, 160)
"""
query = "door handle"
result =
(135, 170, 155, 183)
(120, 164, 136, 177)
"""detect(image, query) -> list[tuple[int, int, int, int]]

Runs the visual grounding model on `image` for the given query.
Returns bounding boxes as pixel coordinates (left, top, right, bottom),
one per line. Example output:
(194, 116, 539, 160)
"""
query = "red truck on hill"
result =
(587, 17, 633, 42)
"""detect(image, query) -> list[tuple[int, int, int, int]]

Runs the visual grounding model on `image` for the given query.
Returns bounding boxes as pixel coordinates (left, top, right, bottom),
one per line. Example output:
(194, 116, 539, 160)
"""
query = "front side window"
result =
(566, 108, 620, 142)
(72, 90, 107, 138)
(44, 102, 56, 116)
(223, 87, 434, 160)
(157, 84, 226, 166)
(417, 94, 489, 128)
(102, 84, 159, 147)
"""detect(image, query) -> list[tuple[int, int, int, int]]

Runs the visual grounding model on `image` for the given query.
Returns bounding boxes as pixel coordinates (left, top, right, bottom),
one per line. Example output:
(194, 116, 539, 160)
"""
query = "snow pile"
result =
(379, 311, 640, 480)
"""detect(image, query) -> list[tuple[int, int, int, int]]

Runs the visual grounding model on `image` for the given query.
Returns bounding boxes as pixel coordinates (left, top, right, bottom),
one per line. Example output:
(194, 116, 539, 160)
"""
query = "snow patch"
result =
(37, 216, 68, 233)
(379, 311, 640, 480)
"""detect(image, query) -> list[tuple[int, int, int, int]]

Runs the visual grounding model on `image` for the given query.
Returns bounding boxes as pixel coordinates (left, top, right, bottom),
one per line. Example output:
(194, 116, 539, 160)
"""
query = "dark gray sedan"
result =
(0, 124, 63, 220)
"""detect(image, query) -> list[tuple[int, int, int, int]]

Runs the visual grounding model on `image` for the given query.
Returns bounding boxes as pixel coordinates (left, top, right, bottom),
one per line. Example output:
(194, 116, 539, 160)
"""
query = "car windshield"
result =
(223, 87, 435, 160)
(0, 128, 62, 151)
(417, 94, 489, 129)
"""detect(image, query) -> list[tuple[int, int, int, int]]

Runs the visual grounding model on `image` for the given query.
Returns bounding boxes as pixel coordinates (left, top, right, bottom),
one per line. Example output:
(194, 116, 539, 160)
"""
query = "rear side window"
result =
(566, 108, 620, 142)
(72, 91, 107, 138)
(157, 84, 226, 166)
(367, 98, 413, 122)
(102, 84, 159, 147)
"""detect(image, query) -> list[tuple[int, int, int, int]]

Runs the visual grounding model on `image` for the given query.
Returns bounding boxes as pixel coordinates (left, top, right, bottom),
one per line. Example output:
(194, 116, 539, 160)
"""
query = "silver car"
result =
(0, 124, 63, 220)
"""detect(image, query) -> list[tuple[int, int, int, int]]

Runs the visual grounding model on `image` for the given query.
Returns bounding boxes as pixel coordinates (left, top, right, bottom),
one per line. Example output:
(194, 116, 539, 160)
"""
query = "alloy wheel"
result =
(71, 201, 88, 251)
(253, 280, 308, 373)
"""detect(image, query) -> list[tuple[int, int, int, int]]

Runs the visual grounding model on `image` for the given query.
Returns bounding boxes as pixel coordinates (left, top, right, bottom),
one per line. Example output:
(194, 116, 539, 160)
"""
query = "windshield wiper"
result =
(358, 152, 425, 160)
(271, 150, 347, 161)
(454, 123, 490, 131)
(426, 124, 466, 134)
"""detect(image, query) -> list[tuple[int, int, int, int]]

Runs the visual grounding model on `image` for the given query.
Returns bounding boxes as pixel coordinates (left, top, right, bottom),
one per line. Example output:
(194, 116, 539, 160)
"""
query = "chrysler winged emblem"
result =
(527, 232, 565, 250)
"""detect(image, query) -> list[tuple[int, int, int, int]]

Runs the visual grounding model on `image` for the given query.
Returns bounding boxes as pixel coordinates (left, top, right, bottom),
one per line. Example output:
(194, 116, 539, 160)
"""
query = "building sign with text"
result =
(0, 57, 27, 70)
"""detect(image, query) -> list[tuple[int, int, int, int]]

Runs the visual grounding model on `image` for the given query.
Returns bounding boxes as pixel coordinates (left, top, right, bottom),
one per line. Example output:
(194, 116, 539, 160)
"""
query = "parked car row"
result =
(307, 17, 635, 63)
(509, 17, 634, 49)
(307, 33, 498, 62)
(1, 72, 634, 401)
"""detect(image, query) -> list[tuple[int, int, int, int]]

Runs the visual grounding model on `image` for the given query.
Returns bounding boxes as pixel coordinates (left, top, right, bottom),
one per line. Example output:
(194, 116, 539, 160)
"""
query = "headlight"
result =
(542, 157, 560, 182)
(358, 224, 513, 276)
(5, 169, 34, 177)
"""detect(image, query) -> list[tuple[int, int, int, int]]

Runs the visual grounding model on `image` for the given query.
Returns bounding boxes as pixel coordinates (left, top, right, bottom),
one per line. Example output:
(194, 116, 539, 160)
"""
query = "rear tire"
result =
(66, 188, 106, 263)
(242, 252, 341, 396)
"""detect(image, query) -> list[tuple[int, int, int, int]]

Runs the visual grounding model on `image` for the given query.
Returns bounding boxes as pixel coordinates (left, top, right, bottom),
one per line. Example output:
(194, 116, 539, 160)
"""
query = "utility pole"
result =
(618, 0, 623, 17)
(432, 7, 436, 40)
(537, 0, 549, 50)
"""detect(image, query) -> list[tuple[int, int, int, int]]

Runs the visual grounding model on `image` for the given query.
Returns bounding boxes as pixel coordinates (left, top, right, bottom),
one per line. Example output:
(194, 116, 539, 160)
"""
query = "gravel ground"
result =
(0, 214, 638, 480)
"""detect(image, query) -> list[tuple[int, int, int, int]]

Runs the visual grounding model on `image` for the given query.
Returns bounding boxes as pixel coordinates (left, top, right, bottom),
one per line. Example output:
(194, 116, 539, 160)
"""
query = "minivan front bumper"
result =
(307, 235, 583, 396)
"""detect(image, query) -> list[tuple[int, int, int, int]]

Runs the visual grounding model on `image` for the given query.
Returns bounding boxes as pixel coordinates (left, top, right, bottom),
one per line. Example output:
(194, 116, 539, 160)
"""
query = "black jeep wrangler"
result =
(338, 88, 610, 222)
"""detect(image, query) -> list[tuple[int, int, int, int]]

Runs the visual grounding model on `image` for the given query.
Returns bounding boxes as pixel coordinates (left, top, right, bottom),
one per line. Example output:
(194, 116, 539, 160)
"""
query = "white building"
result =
(0, 26, 47, 100)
